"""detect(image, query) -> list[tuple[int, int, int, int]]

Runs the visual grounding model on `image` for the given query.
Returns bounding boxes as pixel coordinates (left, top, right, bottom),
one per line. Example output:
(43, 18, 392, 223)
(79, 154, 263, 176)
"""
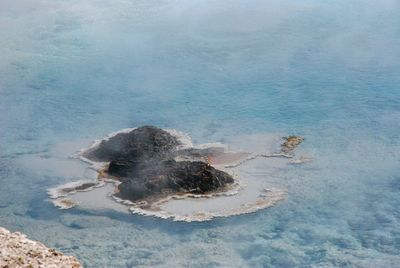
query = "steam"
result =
(1, 0, 398, 87)
(1, 0, 399, 142)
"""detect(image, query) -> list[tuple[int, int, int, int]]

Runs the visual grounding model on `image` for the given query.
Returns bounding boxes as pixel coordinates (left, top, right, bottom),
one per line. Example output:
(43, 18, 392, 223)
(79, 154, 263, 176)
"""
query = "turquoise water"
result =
(1, 0, 400, 267)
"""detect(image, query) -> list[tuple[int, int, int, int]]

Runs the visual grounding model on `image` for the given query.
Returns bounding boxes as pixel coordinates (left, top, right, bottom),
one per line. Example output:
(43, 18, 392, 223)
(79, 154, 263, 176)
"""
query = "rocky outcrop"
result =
(281, 136, 304, 154)
(116, 160, 234, 202)
(48, 128, 307, 221)
(84, 126, 235, 202)
(84, 126, 179, 162)
(0, 227, 81, 268)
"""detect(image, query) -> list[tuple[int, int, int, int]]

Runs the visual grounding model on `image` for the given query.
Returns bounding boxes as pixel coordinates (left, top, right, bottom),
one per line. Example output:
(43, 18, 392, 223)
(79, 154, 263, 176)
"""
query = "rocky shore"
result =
(0, 227, 81, 268)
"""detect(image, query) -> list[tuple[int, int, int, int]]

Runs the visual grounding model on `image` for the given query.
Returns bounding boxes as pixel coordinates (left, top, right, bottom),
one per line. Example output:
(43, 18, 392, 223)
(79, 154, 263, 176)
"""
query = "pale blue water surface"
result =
(1, 0, 400, 267)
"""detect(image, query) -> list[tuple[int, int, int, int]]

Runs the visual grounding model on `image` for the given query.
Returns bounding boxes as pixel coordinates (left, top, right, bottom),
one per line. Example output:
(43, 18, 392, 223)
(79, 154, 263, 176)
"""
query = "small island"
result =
(83, 126, 235, 202)
(48, 126, 306, 221)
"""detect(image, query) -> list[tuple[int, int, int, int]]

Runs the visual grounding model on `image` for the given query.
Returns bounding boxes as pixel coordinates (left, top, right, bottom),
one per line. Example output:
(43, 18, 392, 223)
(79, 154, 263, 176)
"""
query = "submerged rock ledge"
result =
(48, 126, 306, 221)
(0, 226, 81, 268)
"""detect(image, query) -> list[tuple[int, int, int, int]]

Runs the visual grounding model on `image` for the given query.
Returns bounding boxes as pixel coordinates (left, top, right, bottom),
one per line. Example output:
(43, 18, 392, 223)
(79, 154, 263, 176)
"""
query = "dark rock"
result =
(116, 160, 234, 202)
(86, 126, 234, 202)
(84, 126, 179, 162)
